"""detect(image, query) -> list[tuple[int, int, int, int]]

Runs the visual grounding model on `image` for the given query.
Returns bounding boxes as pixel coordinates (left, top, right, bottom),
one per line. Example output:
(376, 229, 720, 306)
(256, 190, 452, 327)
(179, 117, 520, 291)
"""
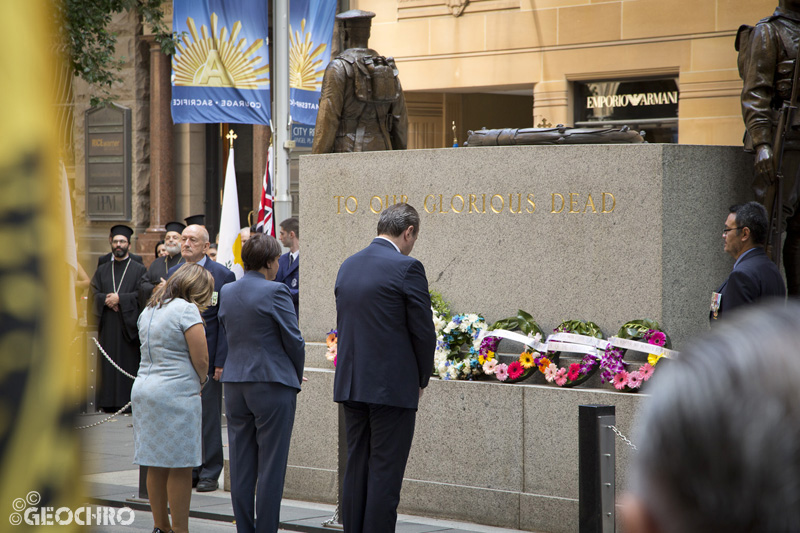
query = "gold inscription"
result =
(345, 196, 358, 214)
(450, 194, 465, 213)
(334, 192, 615, 215)
(584, 194, 597, 213)
(602, 192, 615, 213)
(490, 194, 504, 214)
(551, 193, 564, 213)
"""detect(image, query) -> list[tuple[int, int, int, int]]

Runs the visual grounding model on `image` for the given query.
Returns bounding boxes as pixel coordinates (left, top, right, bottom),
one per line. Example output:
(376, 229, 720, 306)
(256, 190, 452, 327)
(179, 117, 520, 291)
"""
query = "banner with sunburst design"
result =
(171, 0, 271, 125)
(289, 0, 336, 127)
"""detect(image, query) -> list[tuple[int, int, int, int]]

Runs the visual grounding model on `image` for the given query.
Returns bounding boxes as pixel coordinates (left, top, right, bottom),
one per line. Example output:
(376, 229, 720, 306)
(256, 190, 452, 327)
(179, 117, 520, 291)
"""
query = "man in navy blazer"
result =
(334, 203, 436, 533)
(274, 217, 300, 316)
(711, 202, 786, 321)
(169, 224, 236, 492)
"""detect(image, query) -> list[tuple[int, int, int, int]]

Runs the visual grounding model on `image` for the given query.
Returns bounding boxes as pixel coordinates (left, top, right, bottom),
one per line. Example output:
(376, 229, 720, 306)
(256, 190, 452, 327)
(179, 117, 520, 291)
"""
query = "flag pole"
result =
(273, 0, 292, 233)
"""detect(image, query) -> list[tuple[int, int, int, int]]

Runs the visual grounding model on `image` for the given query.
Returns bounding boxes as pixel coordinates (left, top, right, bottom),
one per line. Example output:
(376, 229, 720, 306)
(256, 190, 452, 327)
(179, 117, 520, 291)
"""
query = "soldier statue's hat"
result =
(165, 221, 186, 234)
(336, 9, 376, 26)
(184, 214, 206, 226)
(109, 224, 134, 241)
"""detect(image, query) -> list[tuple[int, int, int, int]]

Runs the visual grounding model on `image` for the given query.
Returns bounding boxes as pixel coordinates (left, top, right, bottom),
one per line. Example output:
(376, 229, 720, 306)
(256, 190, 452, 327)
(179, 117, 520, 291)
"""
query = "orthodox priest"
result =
(139, 220, 185, 303)
(89, 225, 147, 412)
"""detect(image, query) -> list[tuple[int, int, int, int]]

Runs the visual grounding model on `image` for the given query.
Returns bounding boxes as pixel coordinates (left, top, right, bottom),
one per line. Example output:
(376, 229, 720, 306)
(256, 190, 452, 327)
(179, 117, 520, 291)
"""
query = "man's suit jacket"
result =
(169, 257, 236, 370)
(715, 246, 786, 318)
(274, 252, 299, 316)
(333, 238, 436, 410)
(218, 270, 305, 389)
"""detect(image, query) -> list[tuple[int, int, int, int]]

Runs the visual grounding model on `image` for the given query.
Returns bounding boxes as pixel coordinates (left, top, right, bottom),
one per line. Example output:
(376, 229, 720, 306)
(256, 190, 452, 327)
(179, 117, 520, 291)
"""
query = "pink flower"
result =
(555, 367, 567, 386)
(627, 371, 643, 389)
(495, 363, 509, 382)
(333, 355, 337, 367)
(648, 331, 666, 347)
(567, 363, 581, 381)
(613, 371, 629, 390)
(508, 361, 524, 380)
(483, 359, 497, 375)
(639, 363, 654, 381)
(544, 363, 558, 382)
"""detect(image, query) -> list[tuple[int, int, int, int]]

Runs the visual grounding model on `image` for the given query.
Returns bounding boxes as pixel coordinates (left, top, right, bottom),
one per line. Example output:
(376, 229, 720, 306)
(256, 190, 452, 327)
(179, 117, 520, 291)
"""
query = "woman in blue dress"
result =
(133, 263, 213, 533)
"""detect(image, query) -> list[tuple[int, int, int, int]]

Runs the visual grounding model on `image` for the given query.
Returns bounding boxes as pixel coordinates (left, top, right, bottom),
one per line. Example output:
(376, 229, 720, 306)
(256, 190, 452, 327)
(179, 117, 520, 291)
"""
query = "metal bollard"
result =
(579, 404, 615, 533)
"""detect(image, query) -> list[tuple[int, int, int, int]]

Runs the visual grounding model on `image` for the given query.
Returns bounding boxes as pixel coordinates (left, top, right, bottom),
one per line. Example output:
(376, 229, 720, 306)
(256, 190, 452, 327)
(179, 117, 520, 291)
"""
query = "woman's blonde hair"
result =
(148, 263, 214, 313)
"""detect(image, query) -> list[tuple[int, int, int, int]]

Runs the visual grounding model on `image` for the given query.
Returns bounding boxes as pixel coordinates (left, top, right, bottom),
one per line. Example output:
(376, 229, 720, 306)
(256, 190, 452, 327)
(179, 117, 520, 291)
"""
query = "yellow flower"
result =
(478, 354, 486, 365)
(519, 352, 534, 369)
(537, 357, 551, 373)
(648, 353, 663, 366)
(486, 351, 495, 361)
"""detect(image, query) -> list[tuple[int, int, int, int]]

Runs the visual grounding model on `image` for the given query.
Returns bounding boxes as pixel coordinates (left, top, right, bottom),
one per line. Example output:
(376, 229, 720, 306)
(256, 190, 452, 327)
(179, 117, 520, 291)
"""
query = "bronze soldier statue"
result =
(738, 0, 800, 294)
(312, 10, 408, 154)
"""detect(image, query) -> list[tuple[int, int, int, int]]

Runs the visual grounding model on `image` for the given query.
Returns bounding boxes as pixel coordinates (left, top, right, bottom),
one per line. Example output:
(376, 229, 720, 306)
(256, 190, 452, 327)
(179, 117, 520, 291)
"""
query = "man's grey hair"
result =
(629, 300, 800, 532)
(730, 201, 769, 246)
(376, 203, 419, 237)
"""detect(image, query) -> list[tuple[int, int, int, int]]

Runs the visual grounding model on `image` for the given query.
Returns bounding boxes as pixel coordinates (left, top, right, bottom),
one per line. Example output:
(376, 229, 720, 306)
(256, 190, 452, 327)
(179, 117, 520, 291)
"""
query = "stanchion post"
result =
(579, 404, 615, 533)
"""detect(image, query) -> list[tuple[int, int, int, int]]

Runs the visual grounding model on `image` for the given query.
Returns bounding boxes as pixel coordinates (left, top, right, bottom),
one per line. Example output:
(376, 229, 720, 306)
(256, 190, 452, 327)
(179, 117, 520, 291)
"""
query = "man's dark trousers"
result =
(198, 377, 223, 482)
(341, 401, 416, 533)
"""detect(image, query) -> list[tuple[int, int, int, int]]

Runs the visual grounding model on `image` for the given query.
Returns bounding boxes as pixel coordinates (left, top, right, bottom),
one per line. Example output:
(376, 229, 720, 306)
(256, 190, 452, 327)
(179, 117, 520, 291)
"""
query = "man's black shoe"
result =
(195, 479, 218, 492)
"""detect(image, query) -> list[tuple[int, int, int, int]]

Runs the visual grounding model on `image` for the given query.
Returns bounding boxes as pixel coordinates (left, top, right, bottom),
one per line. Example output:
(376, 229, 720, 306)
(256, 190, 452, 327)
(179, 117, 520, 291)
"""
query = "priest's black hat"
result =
(184, 214, 205, 226)
(165, 221, 186, 234)
(109, 224, 134, 241)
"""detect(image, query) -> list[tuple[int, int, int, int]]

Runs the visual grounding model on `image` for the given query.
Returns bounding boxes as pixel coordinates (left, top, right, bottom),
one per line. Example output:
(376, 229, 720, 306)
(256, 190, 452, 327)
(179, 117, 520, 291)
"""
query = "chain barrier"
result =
(74, 337, 137, 430)
(92, 337, 137, 380)
(609, 424, 637, 451)
(321, 502, 342, 529)
(74, 402, 132, 430)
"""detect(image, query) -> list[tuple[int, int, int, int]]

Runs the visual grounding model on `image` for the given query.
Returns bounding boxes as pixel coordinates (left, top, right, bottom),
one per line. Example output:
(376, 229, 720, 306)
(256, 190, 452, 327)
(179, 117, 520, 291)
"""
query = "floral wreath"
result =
(479, 310, 545, 383)
(603, 319, 669, 391)
(325, 329, 337, 366)
(434, 313, 488, 380)
(537, 320, 604, 388)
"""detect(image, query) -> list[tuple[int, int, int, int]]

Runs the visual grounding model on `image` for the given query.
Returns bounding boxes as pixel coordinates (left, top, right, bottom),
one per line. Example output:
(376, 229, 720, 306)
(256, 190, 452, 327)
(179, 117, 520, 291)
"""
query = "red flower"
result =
(567, 363, 581, 381)
(507, 361, 524, 380)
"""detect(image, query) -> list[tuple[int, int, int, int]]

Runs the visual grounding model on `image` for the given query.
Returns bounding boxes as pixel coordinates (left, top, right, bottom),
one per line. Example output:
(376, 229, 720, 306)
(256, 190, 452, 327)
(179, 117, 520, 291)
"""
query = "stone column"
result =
(139, 38, 175, 265)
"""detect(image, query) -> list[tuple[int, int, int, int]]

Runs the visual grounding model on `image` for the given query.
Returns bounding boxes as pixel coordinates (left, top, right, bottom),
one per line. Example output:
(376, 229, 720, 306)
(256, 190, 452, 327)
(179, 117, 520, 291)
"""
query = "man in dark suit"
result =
(334, 203, 436, 533)
(169, 223, 236, 492)
(711, 201, 786, 320)
(274, 217, 299, 316)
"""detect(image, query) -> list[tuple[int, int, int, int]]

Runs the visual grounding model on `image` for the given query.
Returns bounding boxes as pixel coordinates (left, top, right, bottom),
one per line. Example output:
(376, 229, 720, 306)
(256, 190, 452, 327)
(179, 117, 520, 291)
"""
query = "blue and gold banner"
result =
(172, 0, 271, 125)
(289, 0, 336, 126)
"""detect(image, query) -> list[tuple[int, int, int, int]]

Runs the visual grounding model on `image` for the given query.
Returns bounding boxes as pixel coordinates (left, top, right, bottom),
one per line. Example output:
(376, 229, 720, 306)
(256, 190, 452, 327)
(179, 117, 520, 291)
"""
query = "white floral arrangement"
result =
(432, 313, 488, 380)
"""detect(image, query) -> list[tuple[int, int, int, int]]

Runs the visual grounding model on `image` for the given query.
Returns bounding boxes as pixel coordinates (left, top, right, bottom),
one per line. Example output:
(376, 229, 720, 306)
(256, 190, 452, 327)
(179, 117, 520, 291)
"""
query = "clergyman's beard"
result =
(165, 243, 181, 256)
(113, 247, 127, 258)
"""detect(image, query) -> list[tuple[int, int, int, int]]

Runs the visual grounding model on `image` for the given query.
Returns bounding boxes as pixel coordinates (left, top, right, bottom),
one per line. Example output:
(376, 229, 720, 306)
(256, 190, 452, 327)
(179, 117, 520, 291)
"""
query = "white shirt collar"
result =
(376, 236, 401, 253)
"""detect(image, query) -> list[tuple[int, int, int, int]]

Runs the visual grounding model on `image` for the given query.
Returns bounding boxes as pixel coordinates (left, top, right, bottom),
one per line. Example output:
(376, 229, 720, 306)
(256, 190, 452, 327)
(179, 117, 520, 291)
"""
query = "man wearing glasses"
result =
(711, 202, 786, 320)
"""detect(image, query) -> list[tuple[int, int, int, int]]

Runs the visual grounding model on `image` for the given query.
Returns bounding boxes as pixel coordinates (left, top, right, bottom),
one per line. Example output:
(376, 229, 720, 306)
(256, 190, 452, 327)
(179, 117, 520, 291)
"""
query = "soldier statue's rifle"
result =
(767, 42, 800, 265)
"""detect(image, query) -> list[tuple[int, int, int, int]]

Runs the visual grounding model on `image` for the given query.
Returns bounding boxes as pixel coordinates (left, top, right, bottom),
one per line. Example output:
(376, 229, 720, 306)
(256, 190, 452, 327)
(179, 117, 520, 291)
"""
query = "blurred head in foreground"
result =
(622, 301, 800, 533)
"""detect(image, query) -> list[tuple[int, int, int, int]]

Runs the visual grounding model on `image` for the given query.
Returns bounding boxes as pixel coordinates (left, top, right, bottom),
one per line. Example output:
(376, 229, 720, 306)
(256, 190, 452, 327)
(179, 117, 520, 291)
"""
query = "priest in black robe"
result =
(89, 225, 147, 412)
(139, 220, 185, 304)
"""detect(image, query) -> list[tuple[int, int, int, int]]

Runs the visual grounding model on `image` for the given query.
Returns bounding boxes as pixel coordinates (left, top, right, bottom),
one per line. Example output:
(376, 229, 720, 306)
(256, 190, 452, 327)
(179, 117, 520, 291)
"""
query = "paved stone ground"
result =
(80, 412, 534, 533)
